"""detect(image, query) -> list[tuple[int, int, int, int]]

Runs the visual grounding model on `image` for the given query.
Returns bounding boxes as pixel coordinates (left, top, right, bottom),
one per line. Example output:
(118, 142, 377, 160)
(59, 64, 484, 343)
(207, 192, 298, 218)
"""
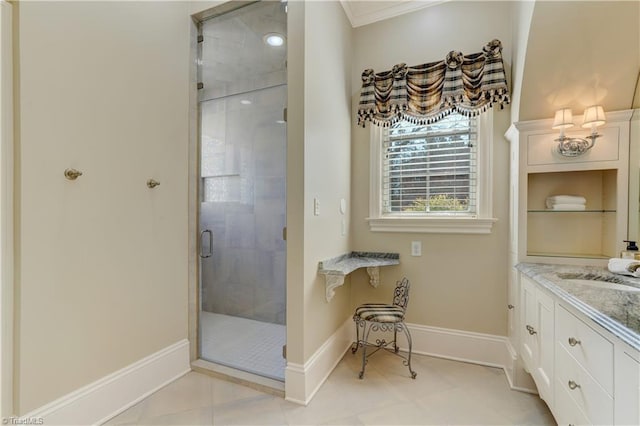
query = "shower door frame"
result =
(186, 1, 288, 391)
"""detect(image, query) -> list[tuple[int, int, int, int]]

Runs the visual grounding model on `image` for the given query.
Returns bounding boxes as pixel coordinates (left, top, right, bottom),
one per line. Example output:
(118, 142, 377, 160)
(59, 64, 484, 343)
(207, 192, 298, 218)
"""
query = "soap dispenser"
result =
(621, 240, 639, 259)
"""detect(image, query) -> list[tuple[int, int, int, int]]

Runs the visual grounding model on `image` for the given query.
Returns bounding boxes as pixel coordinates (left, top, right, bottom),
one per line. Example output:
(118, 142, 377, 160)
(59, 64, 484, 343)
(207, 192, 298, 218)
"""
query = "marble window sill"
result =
(367, 217, 497, 234)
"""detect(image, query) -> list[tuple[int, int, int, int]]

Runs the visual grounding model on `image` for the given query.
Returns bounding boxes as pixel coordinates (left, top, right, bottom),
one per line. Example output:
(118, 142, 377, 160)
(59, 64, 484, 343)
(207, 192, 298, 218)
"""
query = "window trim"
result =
(367, 110, 497, 234)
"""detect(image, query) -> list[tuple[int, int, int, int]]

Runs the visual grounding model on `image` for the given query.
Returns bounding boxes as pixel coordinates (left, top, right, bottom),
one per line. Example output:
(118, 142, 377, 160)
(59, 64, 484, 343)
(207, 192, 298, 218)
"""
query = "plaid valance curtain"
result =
(357, 39, 510, 128)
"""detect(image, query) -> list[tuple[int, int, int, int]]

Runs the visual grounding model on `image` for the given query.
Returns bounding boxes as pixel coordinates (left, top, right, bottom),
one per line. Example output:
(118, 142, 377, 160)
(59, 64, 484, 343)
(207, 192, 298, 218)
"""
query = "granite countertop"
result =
(317, 252, 400, 276)
(516, 263, 640, 351)
(317, 252, 400, 302)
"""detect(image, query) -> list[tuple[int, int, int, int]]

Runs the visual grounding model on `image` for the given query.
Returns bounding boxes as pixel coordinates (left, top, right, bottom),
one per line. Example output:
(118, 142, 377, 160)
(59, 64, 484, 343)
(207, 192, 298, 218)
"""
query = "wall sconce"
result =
(552, 105, 606, 157)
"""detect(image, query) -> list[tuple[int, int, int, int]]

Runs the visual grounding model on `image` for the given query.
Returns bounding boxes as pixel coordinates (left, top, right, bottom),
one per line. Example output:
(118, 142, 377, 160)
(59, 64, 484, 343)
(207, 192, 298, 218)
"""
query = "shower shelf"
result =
(317, 252, 400, 302)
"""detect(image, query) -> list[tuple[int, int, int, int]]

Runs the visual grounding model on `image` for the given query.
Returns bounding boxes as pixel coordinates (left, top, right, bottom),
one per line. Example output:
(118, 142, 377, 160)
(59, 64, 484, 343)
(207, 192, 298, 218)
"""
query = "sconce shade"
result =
(582, 105, 606, 128)
(552, 108, 574, 129)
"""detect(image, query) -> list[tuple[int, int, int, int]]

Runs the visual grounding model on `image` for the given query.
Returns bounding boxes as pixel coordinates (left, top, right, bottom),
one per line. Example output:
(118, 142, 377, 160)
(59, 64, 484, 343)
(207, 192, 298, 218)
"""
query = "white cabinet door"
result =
(520, 275, 555, 406)
(507, 265, 518, 346)
(521, 276, 537, 371)
(535, 289, 555, 404)
(615, 350, 640, 425)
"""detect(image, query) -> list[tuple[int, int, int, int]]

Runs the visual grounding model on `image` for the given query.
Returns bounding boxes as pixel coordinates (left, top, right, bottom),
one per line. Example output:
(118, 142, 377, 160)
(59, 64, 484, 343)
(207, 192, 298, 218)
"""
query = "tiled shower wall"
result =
(200, 85, 286, 325)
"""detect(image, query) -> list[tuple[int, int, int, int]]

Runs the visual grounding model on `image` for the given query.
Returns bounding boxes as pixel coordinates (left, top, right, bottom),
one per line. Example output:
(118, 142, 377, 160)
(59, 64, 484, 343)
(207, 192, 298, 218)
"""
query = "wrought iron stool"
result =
(351, 277, 416, 379)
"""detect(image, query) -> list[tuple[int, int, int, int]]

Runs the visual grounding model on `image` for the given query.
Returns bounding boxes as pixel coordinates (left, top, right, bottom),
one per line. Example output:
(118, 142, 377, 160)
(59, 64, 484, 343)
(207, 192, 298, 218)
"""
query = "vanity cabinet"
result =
(518, 271, 640, 425)
(520, 276, 555, 404)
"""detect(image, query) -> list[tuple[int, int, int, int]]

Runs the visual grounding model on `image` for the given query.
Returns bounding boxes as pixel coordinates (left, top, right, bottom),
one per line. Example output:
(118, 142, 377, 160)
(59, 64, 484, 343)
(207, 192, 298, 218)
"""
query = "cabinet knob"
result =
(568, 337, 581, 347)
(526, 325, 537, 335)
(568, 380, 580, 390)
(508, 304, 514, 310)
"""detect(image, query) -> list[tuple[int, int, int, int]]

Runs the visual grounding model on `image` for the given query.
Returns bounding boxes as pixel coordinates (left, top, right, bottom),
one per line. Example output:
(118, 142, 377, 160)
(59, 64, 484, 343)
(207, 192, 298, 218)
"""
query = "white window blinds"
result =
(382, 113, 477, 215)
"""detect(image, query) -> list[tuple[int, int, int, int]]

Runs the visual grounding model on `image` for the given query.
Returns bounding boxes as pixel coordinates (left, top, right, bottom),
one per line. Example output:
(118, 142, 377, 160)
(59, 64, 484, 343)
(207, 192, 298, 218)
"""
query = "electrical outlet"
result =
(411, 241, 422, 256)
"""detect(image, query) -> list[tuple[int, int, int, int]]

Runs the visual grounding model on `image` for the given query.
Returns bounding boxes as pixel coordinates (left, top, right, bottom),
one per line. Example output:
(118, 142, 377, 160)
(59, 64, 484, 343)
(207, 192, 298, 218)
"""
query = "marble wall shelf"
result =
(517, 263, 640, 351)
(317, 252, 400, 302)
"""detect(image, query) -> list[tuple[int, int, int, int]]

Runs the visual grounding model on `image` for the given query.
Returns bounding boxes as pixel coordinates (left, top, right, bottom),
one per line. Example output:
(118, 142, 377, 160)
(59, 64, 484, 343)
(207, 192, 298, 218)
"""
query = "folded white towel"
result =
(546, 195, 587, 204)
(546, 197, 587, 209)
(608, 258, 640, 278)
(549, 203, 587, 211)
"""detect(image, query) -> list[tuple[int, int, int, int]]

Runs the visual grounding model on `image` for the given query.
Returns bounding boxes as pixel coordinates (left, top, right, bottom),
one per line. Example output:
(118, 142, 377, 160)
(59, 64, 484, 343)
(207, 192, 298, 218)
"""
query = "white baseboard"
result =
(24, 339, 191, 425)
(285, 320, 537, 405)
(405, 323, 511, 369)
(19, 323, 535, 421)
(285, 318, 352, 405)
(404, 323, 537, 393)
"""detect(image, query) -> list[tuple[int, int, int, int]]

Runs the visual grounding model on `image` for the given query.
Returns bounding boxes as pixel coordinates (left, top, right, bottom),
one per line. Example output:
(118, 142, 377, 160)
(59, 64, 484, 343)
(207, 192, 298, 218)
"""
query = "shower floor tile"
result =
(200, 312, 286, 381)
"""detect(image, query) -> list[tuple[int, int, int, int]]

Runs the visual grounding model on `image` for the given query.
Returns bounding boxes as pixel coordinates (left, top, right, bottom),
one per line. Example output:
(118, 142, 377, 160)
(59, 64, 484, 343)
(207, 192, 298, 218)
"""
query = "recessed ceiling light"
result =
(276, 120, 285, 124)
(240, 99, 252, 105)
(263, 33, 285, 47)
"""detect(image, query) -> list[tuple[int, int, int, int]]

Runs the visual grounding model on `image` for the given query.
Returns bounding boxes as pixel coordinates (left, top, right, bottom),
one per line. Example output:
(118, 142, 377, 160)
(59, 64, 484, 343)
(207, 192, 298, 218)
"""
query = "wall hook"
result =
(147, 179, 160, 189)
(64, 168, 83, 180)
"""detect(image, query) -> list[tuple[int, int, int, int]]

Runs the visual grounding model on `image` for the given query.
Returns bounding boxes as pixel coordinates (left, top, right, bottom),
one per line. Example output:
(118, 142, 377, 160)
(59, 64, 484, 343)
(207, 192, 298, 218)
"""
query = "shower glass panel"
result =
(198, 1, 287, 382)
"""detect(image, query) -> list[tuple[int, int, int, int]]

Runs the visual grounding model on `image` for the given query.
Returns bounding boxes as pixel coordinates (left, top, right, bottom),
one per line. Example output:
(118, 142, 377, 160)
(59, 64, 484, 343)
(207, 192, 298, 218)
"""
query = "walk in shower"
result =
(198, 1, 287, 382)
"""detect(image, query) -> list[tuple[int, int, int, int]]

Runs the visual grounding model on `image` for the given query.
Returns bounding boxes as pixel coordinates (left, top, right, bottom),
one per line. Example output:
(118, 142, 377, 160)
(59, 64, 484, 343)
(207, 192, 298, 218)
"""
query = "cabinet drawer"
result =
(556, 305, 613, 394)
(554, 376, 591, 426)
(556, 344, 613, 425)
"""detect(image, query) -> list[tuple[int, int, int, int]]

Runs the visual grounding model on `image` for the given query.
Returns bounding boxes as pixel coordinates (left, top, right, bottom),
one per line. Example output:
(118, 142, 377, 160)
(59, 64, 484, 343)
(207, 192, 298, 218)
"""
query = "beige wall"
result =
(509, 0, 535, 123)
(301, 0, 353, 360)
(285, 0, 306, 365)
(634, 72, 640, 109)
(279, 0, 356, 363)
(519, 1, 640, 121)
(350, 1, 513, 336)
(283, 0, 354, 364)
(1, 0, 14, 418)
(14, 1, 190, 413)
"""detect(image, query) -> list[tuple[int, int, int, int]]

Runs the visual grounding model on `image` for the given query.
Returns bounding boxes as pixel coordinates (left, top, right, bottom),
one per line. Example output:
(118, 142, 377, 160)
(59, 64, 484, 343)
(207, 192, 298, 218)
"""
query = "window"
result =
(383, 114, 477, 216)
(368, 111, 496, 234)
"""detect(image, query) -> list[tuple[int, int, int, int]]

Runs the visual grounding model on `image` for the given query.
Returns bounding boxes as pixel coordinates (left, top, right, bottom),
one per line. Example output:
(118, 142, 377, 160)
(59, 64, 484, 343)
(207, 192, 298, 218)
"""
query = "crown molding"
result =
(340, 0, 450, 28)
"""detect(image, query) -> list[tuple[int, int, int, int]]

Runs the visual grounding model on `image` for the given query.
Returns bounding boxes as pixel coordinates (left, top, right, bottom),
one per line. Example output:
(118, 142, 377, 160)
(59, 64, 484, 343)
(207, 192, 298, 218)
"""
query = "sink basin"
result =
(567, 279, 640, 292)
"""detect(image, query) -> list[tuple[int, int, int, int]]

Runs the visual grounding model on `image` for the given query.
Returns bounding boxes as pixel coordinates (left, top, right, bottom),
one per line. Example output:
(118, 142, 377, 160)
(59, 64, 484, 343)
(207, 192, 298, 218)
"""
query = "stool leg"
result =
(393, 327, 399, 353)
(351, 316, 360, 354)
(359, 321, 372, 379)
(400, 322, 417, 379)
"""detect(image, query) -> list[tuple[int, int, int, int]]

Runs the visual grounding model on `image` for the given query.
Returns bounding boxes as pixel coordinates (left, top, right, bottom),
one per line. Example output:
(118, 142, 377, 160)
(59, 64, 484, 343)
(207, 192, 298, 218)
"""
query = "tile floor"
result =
(104, 350, 555, 425)
(200, 312, 286, 381)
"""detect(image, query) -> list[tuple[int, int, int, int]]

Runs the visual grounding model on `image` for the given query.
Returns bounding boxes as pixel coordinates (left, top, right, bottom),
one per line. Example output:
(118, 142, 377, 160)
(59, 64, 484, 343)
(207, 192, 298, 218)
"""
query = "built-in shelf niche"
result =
(527, 169, 618, 259)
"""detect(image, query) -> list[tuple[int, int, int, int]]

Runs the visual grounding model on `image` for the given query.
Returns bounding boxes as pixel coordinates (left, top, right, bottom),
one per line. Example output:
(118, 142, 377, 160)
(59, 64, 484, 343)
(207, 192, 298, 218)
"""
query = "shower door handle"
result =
(200, 230, 213, 258)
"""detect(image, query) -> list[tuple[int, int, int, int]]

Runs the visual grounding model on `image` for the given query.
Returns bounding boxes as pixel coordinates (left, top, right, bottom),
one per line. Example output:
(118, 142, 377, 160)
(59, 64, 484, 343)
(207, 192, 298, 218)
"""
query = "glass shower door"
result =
(197, 0, 287, 382)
